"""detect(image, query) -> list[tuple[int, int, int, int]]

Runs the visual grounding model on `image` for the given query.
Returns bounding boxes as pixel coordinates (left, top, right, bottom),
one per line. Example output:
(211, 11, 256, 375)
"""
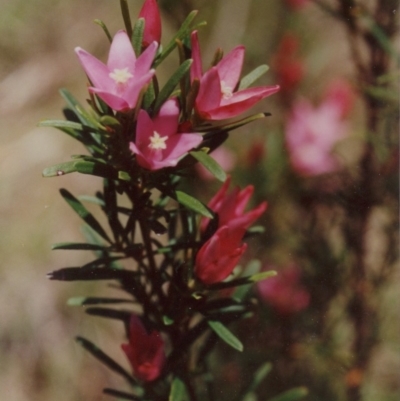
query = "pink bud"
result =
(139, 0, 162, 47)
(195, 225, 247, 285)
(201, 176, 267, 232)
(121, 315, 165, 382)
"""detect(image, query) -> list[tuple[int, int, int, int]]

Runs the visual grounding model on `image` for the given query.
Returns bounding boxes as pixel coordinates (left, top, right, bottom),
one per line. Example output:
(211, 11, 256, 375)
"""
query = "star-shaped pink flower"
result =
(75, 30, 157, 111)
(130, 98, 203, 170)
(190, 31, 280, 120)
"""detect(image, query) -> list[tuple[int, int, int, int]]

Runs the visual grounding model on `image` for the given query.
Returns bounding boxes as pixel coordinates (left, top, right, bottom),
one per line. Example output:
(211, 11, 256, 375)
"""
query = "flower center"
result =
(109, 68, 133, 85)
(149, 131, 167, 150)
(221, 81, 233, 99)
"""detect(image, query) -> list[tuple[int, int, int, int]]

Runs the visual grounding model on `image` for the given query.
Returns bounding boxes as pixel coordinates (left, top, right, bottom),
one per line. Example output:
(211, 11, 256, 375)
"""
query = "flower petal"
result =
(190, 31, 203, 82)
(216, 45, 245, 89)
(153, 98, 179, 136)
(107, 30, 137, 72)
(196, 67, 222, 116)
(89, 88, 129, 111)
(75, 47, 114, 91)
(135, 41, 158, 77)
(124, 69, 156, 109)
(161, 133, 203, 163)
(135, 109, 155, 149)
(208, 85, 280, 120)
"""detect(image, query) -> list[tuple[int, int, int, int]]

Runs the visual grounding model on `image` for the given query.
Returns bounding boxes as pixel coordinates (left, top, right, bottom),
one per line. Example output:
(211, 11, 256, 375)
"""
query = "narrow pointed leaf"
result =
(246, 362, 272, 394)
(60, 188, 111, 243)
(39, 120, 83, 131)
(76, 336, 136, 384)
(120, 0, 133, 38)
(208, 271, 277, 290)
(85, 307, 132, 322)
(94, 19, 112, 42)
(208, 320, 243, 352)
(267, 387, 308, 401)
(43, 160, 125, 181)
(47, 267, 136, 281)
(155, 10, 198, 66)
(132, 17, 145, 56)
(59, 88, 98, 129)
(153, 59, 192, 113)
(239, 65, 269, 90)
(67, 297, 133, 306)
(169, 377, 188, 401)
(103, 388, 140, 401)
(175, 191, 213, 218)
(190, 150, 227, 182)
(52, 242, 107, 251)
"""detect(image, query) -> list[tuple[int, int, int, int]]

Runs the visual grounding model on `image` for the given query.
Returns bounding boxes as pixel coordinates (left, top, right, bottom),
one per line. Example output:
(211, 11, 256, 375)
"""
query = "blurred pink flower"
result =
(121, 315, 165, 382)
(196, 146, 236, 180)
(75, 30, 157, 111)
(285, 0, 309, 10)
(285, 96, 348, 176)
(258, 265, 310, 315)
(324, 80, 355, 118)
(273, 34, 304, 95)
(139, 0, 162, 47)
(195, 224, 247, 285)
(190, 31, 280, 120)
(130, 98, 203, 170)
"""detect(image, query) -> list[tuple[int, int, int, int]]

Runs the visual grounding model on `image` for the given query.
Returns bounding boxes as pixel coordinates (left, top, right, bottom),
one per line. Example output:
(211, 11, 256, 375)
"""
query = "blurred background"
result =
(0, 0, 398, 400)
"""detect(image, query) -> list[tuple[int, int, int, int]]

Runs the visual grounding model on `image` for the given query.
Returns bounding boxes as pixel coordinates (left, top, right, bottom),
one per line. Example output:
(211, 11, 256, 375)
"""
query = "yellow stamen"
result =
(109, 68, 133, 85)
(149, 131, 167, 150)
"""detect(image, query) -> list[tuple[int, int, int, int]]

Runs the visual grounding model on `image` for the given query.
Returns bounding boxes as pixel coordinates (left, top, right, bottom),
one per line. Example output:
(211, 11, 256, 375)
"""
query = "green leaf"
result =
(59, 188, 112, 243)
(155, 10, 198, 66)
(78, 195, 105, 206)
(42, 160, 126, 181)
(103, 388, 140, 401)
(247, 362, 272, 393)
(175, 190, 213, 218)
(39, 119, 83, 131)
(153, 59, 193, 114)
(119, 0, 133, 38)
(190, 150, 227, 182)
(239, 65, 269, 90)
(94, 19, 112, 42)
(59, 88, 98, 129)
(163, 315, 174, 326)
(208, 271, 276, 290)
(52, 242, 107, 251)
(267, 387, 308, 401)
(76, 336, 135, 384)
(169, 377, 188, 401)
(67, 297, 133, 306)
(208, 320, 243, 352)
(132, 17, 145, 56)
(85, 307, 132, 322)
(47, 267, 135, 281)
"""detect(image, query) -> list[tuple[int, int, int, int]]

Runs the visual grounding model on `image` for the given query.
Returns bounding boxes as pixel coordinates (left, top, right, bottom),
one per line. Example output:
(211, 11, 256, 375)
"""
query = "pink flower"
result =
(324, 80, 355, 118)
(285, 97, 348, 176)
(257, 265, 310, 315)
(195, 224, 247, 285)
(190, 31, 280, 120)
(139, 0, 162, 47)
(201, 176, 267, 232)
(121, 315, 165, 382)
(196, 146, 236, 180)
(75, 30, 157, 111)
(130, 98, 203, 170)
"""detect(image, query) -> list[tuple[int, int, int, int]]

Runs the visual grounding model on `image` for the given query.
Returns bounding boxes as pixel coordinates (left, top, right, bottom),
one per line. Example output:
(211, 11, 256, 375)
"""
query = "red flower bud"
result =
(139, 0, 162, 47)
(121, 315, 165, 382)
